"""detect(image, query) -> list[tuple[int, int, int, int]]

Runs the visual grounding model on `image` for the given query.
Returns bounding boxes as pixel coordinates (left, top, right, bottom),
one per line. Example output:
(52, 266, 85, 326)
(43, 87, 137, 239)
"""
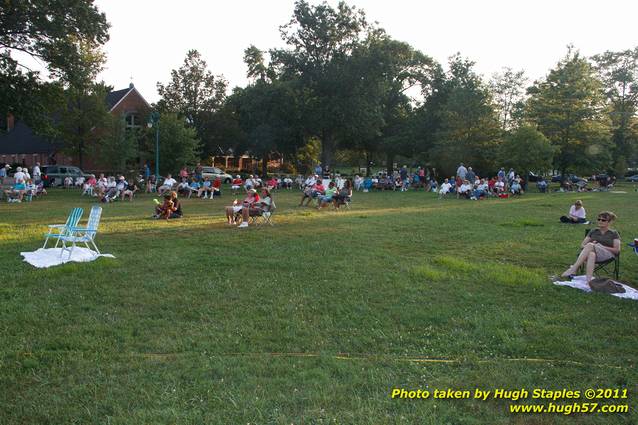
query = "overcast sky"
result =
(95, 0, 638, 103)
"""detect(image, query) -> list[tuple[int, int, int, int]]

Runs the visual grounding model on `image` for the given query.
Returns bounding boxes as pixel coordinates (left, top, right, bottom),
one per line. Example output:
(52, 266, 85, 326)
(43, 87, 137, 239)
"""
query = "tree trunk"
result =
(261, 154, 268, 178)
(78, 139, 84, 169)
(386, 152, 395, 175)
(365, 151, 371, 177)
(321, 133, 335, 171)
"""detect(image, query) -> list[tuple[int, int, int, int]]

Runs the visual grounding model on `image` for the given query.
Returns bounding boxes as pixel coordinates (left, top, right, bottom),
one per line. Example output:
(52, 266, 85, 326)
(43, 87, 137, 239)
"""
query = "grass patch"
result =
(1, 187, 637, 424)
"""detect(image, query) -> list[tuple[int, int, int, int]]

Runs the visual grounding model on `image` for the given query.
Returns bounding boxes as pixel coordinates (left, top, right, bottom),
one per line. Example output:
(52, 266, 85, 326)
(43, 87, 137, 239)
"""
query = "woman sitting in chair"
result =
(237, 188, 273, 228)
(225, 189, 259, 225)
(561, 211, 620, 282)
(333, 179, 352, 209)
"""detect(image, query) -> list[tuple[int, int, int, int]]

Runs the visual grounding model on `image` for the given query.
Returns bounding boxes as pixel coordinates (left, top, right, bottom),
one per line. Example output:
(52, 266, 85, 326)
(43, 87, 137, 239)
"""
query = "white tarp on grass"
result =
(553, 275, 638, 300)
(21, 248, 115, 268)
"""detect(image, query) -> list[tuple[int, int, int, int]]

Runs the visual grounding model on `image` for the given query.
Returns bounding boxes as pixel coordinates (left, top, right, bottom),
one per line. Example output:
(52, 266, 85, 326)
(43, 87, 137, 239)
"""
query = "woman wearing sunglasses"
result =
(561, 211, 620, 282)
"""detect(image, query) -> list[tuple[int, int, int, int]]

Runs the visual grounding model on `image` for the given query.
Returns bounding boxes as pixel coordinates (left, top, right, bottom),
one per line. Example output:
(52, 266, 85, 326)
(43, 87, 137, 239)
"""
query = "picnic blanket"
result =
(553, 275, 638, 300)
(21, 247, 115, 268)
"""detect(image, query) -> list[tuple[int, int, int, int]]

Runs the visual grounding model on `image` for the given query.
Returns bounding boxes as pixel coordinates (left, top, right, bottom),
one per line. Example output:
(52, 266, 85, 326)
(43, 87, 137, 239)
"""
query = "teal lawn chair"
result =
(59, 206, 103, 259)
(43, 207, 84, 249)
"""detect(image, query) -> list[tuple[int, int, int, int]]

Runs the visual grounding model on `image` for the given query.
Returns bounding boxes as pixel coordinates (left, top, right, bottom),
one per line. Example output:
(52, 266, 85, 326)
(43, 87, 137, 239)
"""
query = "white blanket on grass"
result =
(554, 275, 638, 300)
(21, 248, 115, 268)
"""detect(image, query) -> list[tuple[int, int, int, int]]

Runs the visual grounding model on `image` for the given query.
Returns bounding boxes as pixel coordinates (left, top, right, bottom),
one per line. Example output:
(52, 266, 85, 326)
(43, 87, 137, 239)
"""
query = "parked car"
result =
(626, 175, 638, 182)
(41, 165, 88, 187)
(527, 171, 540, 182)
(201, 166, 232, 183)
(550, 174, 586, 184)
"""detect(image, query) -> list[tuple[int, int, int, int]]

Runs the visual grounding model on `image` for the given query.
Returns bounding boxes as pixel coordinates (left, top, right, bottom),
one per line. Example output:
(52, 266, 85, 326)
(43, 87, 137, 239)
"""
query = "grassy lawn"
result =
(1, 186, 637, 424)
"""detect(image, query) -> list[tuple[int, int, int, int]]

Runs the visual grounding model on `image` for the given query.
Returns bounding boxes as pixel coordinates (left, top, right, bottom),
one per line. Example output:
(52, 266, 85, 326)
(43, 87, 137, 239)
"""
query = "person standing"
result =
(194, 162, 203, 182)
(456, 163, 467, 180)
(32, 162, 41, 184)
(466, 167, 475, 184)
(143, 162, 150, 181)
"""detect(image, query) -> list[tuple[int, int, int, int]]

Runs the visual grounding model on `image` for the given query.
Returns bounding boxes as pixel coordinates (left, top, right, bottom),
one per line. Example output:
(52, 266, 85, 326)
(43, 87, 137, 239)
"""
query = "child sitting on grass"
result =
(154, 194, 175, 220)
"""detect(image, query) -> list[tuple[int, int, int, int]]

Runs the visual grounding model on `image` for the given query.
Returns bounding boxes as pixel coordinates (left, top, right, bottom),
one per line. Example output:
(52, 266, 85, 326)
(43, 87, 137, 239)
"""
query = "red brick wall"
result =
(111, 89, 150, 116)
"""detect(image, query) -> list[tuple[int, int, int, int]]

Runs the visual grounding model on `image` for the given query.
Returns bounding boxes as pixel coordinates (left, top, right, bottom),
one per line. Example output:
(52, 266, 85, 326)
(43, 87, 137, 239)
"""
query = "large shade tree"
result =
(0, 0, 109, 126)
(157, 50, 228, 156)
(527, 48, 612, 174)
(270, 0, 373, 170)
(425, 54, 501, 176)
(592, 47, 638, 171)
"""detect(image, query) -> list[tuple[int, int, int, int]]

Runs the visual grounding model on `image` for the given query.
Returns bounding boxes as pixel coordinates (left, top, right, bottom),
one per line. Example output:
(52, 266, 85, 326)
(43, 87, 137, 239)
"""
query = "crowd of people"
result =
(1, 163, 46, 202)
(3, 160, 626, 287)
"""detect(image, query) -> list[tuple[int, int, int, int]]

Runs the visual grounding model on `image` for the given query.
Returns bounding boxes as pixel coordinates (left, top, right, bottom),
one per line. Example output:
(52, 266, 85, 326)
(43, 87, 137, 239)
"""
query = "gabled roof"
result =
(0, 121, 58, 155)
(106, 88, 131, 110)
(106, 84, 151, 112)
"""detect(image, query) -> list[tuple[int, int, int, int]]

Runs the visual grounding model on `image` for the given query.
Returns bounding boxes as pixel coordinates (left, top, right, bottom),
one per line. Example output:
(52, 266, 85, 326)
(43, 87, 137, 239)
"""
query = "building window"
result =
(125, 113, 141, 129)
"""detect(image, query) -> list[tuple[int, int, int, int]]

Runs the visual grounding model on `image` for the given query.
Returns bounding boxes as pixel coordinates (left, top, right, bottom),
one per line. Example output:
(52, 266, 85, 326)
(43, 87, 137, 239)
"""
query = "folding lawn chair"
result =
(59, 206, 103, 259)
(578, 229, 620, 279)
(252, 200, 276, 226)
(43, 207, 84, 249)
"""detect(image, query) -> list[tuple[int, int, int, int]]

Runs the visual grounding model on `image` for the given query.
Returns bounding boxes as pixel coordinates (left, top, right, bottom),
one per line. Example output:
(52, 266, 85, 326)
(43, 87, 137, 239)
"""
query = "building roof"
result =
(0, 85, 150, 155)
(0, 121, 59, 155)
(106, 88, 131, 110)
(106, 84, 151, 112)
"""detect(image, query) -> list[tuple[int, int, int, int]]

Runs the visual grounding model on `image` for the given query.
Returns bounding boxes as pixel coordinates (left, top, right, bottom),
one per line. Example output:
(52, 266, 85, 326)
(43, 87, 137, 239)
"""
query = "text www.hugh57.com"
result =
(510, 402, 628, 415)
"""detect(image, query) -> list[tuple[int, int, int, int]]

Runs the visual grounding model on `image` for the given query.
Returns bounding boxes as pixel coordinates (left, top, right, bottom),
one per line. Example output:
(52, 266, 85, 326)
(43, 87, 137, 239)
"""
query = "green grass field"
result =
(1, 186, 637, 424)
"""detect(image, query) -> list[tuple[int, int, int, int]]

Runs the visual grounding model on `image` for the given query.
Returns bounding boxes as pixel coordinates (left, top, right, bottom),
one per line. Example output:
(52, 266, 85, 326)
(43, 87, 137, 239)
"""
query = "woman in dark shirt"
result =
(561, 211, 620, 282)
(169, 191, 183, 219)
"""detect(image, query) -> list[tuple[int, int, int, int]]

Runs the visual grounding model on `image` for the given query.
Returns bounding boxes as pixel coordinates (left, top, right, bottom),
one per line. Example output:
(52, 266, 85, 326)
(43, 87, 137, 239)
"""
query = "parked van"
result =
(41, 165, 87, 187)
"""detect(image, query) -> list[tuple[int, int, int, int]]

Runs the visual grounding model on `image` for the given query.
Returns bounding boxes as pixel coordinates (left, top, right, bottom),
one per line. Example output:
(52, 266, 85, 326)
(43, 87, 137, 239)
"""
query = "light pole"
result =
(147, 112, 160, 178)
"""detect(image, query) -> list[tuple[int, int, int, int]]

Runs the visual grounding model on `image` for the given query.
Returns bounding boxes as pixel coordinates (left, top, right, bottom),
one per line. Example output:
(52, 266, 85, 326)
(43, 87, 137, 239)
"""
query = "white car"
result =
(201, 166, 232, 183)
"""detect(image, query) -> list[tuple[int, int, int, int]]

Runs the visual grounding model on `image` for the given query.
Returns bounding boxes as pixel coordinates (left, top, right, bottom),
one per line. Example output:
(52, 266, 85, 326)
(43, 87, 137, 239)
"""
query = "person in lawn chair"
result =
(225, 189, 259, 225)
(333, 179, 352, 209)
(561, 211, 620, 283)
(299, 178, 324, 207)
(236, 187, 273, 228)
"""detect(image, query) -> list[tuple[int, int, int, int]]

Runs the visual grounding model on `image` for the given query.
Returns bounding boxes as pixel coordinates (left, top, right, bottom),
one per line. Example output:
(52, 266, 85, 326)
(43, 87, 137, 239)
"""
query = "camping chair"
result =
(252, 200, 276, 226)
(59, 206, 103, 259)
(43, 207, 84, 249)
(333, 195, 351, 210)
(578, 229, 620, 279)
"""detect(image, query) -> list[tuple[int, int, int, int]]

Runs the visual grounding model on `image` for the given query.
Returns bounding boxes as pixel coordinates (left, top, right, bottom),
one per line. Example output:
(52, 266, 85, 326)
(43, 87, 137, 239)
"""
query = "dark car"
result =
(626, 175, 638, 182)
(551, 174, 586, 184)
(527, 171, 541, 182)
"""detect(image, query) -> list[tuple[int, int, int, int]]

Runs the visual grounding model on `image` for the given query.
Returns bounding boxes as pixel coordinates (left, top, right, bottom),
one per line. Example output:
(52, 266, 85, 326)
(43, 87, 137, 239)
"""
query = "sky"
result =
(95, 0, 638, 103)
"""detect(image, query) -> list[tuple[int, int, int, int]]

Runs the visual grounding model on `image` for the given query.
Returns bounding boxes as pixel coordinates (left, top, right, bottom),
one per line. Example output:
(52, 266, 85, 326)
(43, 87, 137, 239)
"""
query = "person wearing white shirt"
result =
(32, 163, 41, 182)
(471, 180, 489, 200)
(457, 180, 472, 198)
(159, 174, 176, 195)
(13, 167, 26, 183)
(304, 175, 316, 188)
(494, 180, 505, 193)
(439, 178, 452, 198)
(283, 176, 293, 189)
(560, 200, 588, 224)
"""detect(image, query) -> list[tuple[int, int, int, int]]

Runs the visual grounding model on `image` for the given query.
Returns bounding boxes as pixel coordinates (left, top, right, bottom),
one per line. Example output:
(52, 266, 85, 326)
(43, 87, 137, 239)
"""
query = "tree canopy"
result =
(0, 0, 109, 122)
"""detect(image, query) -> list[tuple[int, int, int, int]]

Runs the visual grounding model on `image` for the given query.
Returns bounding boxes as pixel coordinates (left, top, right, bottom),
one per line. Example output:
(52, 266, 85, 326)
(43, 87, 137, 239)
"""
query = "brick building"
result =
(0, 84, 150, 170)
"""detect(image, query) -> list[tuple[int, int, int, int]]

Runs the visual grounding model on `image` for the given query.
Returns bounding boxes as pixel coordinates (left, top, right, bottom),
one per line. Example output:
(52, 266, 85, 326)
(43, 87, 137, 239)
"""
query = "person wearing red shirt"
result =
(299, 181, 325, 206)
(211, 177, 222, 199)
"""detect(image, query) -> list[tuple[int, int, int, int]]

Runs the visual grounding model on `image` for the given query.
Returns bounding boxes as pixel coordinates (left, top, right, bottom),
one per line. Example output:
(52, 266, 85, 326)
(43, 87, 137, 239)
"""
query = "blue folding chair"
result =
(59, 206, 103, 259)
(43, 207, 84, 249)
